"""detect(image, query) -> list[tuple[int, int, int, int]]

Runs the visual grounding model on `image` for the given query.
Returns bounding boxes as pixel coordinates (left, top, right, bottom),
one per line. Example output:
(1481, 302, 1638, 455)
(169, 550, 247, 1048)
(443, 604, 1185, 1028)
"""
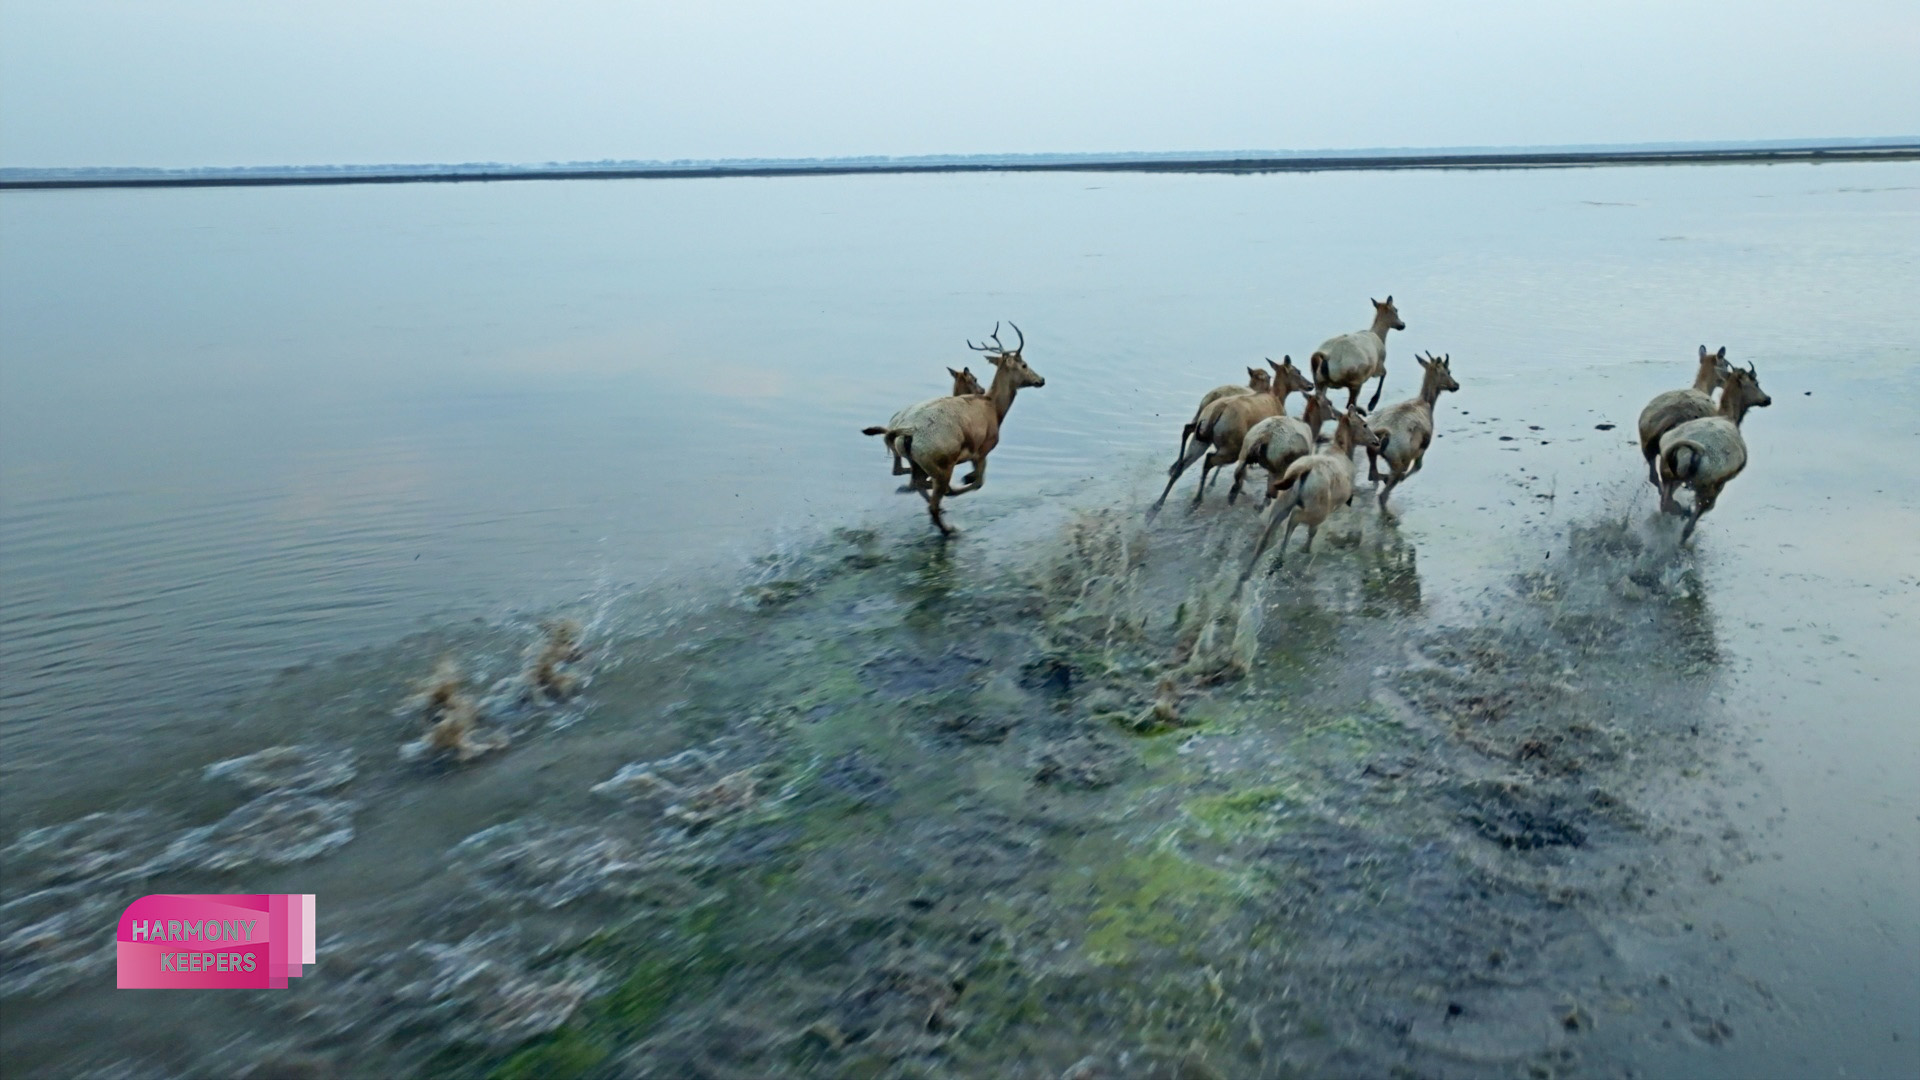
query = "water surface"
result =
(2, 163, 1915, 1078)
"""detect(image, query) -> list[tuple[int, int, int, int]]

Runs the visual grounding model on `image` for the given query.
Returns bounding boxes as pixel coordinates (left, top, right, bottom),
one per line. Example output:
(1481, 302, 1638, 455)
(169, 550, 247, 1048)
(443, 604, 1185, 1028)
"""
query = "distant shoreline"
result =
(4, 142, 1916, 191)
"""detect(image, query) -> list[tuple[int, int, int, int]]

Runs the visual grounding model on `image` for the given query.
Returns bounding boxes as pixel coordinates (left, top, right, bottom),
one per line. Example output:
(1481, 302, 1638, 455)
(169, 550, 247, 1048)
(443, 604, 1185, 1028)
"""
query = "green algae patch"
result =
(536, 901, 740, 1069)
(782, 646, 869, 713)
(599, 954, 690, 1036)
(1184, 782, 1311, 840)
(1082, 844, 1253, 965)
(488, 1028, 607, 1080)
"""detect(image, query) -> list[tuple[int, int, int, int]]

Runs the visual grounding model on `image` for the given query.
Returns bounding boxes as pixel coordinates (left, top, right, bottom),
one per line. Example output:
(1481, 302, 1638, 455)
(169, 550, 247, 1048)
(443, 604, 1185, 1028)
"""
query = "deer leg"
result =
(1188, 461, 1212, 506)
(1190, 453, 1224, 507)
(1378, 474, 1400, 518)
(1243, 507, 1278, 577)
(1304, 523, 1321, 564)
(1407, 435, 1430, 477)
(1205, 452, 1230, 491)
(1643, 446, 1660, 487)
(946, 456, 987, 498)
(1175, 420, 1198, 462)
(1227, 459, 1251, 504)
(1681, 488, 1718, 545)
(899, 461, 932, 497)
(1151, 441, 1210, 516)
(1660, 478, 1686, 515)
(1241, 498, 1301, 582)
(925, 468, 955, 536)
(1366, 370, 1386, 412)
(1275, 518, 1300, 570)
(1655, 458, 1680, 513)
(1365, 445, 1383, 484)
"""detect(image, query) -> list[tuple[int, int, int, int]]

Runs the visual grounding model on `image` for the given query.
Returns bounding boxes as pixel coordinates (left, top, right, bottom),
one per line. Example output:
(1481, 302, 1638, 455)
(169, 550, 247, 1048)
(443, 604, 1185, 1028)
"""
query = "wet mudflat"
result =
(2, 164, 1916, 1078)
(5, 498, 1754, 1078)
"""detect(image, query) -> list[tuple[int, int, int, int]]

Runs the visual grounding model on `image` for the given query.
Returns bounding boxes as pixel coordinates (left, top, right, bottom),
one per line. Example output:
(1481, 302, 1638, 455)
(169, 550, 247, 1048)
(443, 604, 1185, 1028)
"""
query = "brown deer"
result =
(1227, 386, 1337, 505)
(1242, 405, 1384, 580)
(1151, 357, 1315, 515)
(862, 323, 1046, 535)
(1638, 345, 1732, 486)
(1367, 351, 1460, 519)
(875, 366, 985, 481)
(1310, 296, 1404, 412)
(1174, 366, 1273, 463)
(1657, 363, 1772, 544)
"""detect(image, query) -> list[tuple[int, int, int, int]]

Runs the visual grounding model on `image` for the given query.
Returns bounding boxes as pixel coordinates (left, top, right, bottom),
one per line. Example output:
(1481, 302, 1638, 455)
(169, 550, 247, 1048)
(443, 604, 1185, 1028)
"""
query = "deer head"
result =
(1415, 351, 1460, 400)
(1267, 355, 1315, 397)
(1694, 345, 1732, 392)
(1719, 362, 1771, 419)
(1371, 295, 1406, 332)
(968, 321, 1045, 389)
(1302, 386, 1337, 433)
(947, 366, 985, 396)
(1336, 404, 1384, 454)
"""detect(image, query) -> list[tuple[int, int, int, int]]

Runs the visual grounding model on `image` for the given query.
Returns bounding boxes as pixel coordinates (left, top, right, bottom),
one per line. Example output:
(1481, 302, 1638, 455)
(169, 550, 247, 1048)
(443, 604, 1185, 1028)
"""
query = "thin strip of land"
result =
(4, 142, 1917, 191)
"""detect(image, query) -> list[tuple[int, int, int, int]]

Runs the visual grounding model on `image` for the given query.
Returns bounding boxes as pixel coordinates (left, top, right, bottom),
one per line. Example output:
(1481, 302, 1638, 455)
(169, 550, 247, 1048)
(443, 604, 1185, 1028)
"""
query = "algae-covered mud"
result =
(5, 502, 1755, 1078)
(3, 163, 1917, 1077)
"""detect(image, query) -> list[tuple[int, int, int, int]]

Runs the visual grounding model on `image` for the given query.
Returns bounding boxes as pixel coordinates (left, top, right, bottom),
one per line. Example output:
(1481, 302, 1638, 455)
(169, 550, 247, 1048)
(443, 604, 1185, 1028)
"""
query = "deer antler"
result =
(967, 321, 1004, 354)
(1005, 322, 1024, 355)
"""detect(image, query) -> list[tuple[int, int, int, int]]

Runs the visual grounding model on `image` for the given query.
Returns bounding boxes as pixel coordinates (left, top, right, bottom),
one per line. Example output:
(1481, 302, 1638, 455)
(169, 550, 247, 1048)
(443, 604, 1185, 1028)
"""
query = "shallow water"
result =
(1, 164, 1916, 1078)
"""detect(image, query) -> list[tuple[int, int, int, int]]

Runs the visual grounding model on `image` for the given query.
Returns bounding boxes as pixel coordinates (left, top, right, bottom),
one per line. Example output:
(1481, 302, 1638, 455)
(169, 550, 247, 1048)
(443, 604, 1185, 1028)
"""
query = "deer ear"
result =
(1716, 347, 1727, 361)
(948, 367, 962, 377)
(1385, 295, 1393, 304)
(1698, 345, 1708, 358)
(1370, 297, 1381, 306)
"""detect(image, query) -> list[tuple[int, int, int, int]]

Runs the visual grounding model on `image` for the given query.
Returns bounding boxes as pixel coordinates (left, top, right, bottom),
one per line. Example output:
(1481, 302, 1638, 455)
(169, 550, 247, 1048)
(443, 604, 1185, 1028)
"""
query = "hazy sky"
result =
(3, 0, 1916, 167)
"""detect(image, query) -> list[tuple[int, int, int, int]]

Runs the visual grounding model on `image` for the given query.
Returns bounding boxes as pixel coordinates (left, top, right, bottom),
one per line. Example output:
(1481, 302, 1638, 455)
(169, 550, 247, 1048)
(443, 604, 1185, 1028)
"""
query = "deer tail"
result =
(1662, 439, 1703, 482)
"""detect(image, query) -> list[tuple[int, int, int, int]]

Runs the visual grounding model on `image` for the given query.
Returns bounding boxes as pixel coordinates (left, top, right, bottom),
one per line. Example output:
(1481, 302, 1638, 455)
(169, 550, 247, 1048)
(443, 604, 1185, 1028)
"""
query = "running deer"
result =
(862, 323, 1046, 535)
(1367, 351, 1460, 519)
(1174, 366, 1273, 463)
(1227, 386, 1337, 505)
(1657, 362, 1771, 544)
(876, 366, 986, 480)
(1151, 357, 1315, 516)
(1638, 346, 1733, 486)
(1242, 405, 1384, 580)
(1310, 296, 1405, 412)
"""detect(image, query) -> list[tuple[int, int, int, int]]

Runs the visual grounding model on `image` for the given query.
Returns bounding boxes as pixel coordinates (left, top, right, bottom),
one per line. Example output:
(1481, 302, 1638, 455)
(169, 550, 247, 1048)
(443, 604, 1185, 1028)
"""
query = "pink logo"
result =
(116, 894, 316, 989)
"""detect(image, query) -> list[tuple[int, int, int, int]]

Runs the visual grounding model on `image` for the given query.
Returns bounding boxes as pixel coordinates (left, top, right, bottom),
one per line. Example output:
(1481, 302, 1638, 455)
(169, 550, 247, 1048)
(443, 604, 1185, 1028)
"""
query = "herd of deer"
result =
(862, 297, 1772, 570)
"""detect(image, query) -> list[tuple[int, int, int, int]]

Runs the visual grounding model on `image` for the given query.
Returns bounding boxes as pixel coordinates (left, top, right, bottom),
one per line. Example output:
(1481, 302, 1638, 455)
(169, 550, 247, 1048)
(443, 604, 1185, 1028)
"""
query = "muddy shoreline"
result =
(3, 499, 1754, 1078)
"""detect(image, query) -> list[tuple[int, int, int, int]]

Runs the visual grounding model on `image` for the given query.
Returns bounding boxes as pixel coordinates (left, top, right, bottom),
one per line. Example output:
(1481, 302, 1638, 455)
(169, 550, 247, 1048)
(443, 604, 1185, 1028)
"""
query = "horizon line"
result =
(4, 137, 1917, 191)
